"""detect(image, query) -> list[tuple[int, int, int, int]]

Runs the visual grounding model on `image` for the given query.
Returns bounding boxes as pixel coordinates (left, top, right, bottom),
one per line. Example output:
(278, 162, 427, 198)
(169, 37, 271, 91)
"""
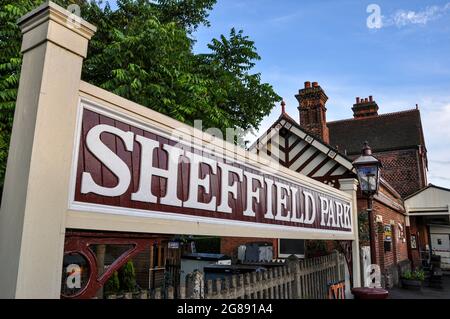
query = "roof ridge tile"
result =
(327, 108, 419, 125)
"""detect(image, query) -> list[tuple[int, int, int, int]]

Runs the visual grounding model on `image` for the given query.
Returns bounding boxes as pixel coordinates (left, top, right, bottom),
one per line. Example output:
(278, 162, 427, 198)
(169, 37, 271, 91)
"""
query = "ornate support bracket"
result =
(63, 232, 165, 299)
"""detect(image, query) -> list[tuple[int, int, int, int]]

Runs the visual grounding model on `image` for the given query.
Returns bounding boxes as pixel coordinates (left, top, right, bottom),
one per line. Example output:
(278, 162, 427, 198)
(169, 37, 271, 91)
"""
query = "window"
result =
(278, 239, 305, 258)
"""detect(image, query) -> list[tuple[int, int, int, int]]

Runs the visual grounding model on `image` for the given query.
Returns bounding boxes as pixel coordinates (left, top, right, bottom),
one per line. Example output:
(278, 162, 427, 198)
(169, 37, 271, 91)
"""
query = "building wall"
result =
(220, 237, 278, 260)
(373, 148, 425, 198)
(357, 199, 408, 266)
(375, 202, 408, 268)
(408, 216, 430, 269)
(357, 182, 409, 288)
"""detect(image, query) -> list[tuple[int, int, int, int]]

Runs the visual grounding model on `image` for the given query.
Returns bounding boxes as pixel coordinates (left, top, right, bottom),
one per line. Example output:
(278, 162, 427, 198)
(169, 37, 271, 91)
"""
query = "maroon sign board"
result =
(70, 101, 353, 235)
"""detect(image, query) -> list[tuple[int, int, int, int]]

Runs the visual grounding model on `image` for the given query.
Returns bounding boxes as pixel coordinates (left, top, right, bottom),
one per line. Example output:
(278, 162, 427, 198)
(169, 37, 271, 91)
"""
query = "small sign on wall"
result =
(397, 223, 406, 242)
(384, 224, 392, 252)
(411, 235, 417, 249)
(384, 224, 392, 242)
(168, 241, 180, 249)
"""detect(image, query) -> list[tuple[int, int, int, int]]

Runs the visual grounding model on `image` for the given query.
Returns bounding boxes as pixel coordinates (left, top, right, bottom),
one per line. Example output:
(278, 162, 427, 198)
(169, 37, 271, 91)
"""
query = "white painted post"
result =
(186, 270, 205, 299)
(339, 178, 362, 288)
(0, 2, 96, 298)
(286, 255, 301, 299)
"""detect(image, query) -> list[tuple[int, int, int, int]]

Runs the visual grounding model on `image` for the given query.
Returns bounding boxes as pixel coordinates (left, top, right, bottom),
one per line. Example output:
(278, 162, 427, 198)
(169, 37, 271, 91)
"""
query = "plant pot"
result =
(351, 287, 389, 299)
(123, 292, 133, 299)
(401, 278, 423, 290)
(139, 290, 148, 299)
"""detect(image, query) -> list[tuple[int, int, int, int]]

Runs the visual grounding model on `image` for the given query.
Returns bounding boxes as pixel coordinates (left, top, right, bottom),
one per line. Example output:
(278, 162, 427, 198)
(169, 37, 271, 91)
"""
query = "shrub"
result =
(402, 269, 425, 281)
(119, 261, 137, 292)
(104, 271, 120, 294)
(414, 269, 425, 281)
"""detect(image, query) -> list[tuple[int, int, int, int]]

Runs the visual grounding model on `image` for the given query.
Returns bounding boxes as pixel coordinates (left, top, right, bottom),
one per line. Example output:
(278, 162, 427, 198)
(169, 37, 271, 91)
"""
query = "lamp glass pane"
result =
(357, 165, 378, 192)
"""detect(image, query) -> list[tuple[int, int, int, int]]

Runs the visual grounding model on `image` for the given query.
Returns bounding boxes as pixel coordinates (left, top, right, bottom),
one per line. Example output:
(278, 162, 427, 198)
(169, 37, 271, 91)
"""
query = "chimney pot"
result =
(352, 96, 379, 118)
(304, 81, 311, 88)
(312, 82, 319, 87)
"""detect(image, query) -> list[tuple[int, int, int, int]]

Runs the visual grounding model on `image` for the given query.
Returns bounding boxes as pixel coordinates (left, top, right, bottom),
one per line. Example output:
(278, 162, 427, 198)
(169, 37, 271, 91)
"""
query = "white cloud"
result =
(268, 12, 301, 24)
(381, 3, 450, 28)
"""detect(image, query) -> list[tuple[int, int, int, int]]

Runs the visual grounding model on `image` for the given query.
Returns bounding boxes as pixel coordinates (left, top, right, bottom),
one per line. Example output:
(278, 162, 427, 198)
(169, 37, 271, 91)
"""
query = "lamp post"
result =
(352, 142, 382, 266)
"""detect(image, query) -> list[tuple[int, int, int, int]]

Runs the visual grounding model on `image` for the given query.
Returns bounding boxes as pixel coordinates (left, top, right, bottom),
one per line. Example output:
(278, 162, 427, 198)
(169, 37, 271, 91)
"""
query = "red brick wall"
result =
(297, 83, 330, 144)
(373, 148, 426, 198)
(220, 237, 278, 260)
(373, 203, 408, 270)
(357, 194, 408, 270)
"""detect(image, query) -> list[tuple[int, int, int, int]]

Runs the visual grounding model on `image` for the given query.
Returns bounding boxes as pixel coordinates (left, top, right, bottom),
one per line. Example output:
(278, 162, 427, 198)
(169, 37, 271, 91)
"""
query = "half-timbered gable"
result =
(249, 112, 355, 189)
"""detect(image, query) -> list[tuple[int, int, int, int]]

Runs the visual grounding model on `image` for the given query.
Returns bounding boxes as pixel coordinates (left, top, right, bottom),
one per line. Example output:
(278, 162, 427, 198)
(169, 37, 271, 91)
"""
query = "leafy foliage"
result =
(104, 260, 137, 295)
(119, 260, 137, 292)
(154, 0, 216, 32)
(358, 210, 370, 246)
(0, 0, 280, 191)
(200, 28, 280, 133)
(402, 269, 425, 281)
(104, 270, 120, 294)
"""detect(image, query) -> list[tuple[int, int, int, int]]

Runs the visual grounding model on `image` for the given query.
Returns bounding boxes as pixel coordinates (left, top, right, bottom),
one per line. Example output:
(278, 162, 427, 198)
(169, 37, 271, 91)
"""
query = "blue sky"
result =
(107, 0, 450, 188)
(191, 0, 450, 188)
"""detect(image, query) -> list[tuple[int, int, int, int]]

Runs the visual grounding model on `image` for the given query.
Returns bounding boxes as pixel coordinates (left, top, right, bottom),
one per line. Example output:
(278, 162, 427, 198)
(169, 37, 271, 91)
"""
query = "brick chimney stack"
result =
(352, 95, 379, 118)
(296, 81, 330, 143)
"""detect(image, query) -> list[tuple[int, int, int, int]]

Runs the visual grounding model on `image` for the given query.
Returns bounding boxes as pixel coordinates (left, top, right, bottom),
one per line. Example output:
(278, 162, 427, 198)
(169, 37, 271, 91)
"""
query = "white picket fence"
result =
(195, 251, 345, 299)
(104, 251, 346, 299)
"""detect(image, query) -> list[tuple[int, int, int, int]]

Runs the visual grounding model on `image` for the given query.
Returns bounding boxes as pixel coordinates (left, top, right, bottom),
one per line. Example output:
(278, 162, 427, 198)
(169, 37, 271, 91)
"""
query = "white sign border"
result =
(68, 98, 355, 237)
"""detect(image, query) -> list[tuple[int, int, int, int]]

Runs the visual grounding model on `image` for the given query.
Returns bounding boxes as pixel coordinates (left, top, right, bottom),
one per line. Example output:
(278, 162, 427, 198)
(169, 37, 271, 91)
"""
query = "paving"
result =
(388, 275, 450, 299)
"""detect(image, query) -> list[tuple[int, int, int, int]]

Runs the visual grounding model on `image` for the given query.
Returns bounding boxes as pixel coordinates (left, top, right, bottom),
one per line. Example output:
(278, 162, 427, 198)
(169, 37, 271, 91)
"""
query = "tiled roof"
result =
(327, 109, 426, 155)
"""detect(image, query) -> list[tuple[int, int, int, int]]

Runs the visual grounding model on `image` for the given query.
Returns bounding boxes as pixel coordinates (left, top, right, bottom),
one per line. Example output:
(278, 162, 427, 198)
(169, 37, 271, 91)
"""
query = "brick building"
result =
(328, 98, 427, 198)
(225, 81, 429, 287)
(325, 92, 428, 281)
(295, 82, 421, 286)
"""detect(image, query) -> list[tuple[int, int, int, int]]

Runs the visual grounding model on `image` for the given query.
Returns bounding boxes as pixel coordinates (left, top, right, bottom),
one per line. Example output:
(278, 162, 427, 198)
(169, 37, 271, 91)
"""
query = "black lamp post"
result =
(352, 142, 382, 265)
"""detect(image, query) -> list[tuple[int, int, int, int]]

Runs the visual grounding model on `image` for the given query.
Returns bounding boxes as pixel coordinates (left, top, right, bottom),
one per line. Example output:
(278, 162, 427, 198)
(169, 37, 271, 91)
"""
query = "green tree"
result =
(201, 28, 280, 133)
(0, 0, 280, 195)
(104, 270, 120, 295)
(154, 0, 216, 32)
(119, 260, 136, 292)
